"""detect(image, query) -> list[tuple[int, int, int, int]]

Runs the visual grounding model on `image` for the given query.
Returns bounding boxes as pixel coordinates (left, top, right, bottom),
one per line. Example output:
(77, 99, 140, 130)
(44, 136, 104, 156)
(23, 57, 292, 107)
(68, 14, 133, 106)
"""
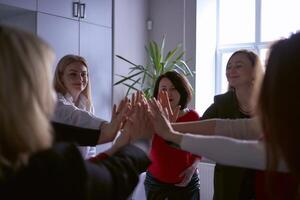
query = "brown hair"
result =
(227, 49, 264, 114)
(258, 33, 300, 190)
(53, 54, 93, 109)
(153, 71, 193, 110)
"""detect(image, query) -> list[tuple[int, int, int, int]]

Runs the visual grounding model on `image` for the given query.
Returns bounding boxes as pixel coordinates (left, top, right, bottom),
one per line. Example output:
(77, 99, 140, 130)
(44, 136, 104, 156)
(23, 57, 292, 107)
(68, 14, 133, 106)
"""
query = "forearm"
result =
(52, 122, 100, 146)
(87, 144, 151, 199)
(180, 134, 287, 172)
(98, 122, 116, 144)
(215, 117, 262, 139)
(172, 120, 216, 135)
(172, 118, 262, 140)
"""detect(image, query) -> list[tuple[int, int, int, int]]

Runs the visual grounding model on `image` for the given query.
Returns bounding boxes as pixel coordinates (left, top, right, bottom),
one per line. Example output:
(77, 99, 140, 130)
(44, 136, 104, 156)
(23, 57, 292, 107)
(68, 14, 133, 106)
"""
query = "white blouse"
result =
(53, 93, 107, 158)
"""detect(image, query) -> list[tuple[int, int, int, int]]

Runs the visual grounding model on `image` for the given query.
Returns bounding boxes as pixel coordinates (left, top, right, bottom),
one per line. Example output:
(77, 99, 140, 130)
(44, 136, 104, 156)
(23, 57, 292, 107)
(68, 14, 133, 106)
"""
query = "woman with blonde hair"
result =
(53, 54, 126, 158)
(0, 25, 150, 199)
(54, 55, 93, 111)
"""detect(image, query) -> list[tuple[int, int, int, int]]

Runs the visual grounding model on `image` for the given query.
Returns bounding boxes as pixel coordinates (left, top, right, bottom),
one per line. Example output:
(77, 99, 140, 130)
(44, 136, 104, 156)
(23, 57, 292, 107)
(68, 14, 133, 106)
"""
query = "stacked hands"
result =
(106, 91, 178, 154)
(104, 90, 198, 187)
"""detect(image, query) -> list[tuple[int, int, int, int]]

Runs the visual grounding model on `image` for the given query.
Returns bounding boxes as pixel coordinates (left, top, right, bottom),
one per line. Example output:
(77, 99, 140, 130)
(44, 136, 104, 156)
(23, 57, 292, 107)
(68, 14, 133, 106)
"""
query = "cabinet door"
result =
(37, 13, 79, 71)
(0, 4, 36, 33)
(80, 0, 112, 27)
(0, 0, 37, 11)
(80, 22, 112, 121)
(80, 22, 112, 153)
(37, 0, 78, 20)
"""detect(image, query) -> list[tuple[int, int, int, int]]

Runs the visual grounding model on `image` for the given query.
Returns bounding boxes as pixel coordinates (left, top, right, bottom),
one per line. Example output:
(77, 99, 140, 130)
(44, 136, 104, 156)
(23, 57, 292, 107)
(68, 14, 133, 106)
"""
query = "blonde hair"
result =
(53, 54, 93, 110)
(0, 26, 55, 171)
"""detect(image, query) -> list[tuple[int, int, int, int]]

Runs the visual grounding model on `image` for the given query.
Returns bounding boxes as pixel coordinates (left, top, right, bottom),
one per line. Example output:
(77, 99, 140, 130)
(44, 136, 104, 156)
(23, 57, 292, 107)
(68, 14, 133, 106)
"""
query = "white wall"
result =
(195, 0, 217, 115)
(114, 0, 197, 108)
(149, 0, 197, 108)
(113, 0, 149, 104)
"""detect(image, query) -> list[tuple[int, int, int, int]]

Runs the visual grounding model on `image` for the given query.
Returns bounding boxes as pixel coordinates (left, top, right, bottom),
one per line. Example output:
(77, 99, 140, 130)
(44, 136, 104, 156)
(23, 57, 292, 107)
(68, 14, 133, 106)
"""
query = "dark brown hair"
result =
(153, 71, 193, 110)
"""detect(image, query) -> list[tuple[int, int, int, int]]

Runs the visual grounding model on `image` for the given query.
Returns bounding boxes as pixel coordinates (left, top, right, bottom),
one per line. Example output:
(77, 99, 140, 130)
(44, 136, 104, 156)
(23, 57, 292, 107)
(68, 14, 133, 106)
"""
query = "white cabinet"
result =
(0, 0, 37, 11)
(37, 0, 77, 20)
(80, 0, 112, 27)
(0, 3, 36, 34)
(80, 22, 112, 119)
(37, 0, 112, 27)
(36, 13, 79, 70)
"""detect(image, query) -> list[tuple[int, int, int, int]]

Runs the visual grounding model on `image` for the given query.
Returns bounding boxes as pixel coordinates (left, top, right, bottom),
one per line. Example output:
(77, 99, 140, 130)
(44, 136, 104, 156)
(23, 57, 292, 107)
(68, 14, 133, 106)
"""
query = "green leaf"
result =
(174, 51, 185, 61)
(164, 47, 180, 68)
(123, 78, 141, 96)
(160, 35, 166, 61)
(115, 35, 194, 95)
(114, 71, 143, 85)
(116, 55, 139, 67)
(177, 60, 194, 77)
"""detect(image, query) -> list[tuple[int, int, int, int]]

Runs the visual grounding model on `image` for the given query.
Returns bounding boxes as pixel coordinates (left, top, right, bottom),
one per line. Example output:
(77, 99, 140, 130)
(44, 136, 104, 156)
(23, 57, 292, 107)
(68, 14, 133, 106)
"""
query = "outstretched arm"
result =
(147, 98, 287, 172)
(172, 118, 261, 140)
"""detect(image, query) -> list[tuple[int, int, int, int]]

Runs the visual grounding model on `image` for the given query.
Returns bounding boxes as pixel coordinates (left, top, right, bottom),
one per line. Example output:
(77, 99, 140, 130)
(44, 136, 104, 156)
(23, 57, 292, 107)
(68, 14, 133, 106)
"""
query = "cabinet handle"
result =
(79, 3, 86, 19)
(73, 2, 80, 17)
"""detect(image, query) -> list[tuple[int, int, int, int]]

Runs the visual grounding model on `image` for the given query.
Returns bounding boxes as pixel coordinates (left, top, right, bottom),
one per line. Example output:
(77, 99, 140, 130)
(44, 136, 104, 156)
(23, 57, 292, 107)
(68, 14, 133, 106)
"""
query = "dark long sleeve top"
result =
(0, 143, 151, 200)
(52, 122, 100, 146)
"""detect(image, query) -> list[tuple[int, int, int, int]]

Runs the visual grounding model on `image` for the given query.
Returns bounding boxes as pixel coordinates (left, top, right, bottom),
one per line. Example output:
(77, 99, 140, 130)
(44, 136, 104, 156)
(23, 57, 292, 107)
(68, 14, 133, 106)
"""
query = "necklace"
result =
(238, 103, 251, 115)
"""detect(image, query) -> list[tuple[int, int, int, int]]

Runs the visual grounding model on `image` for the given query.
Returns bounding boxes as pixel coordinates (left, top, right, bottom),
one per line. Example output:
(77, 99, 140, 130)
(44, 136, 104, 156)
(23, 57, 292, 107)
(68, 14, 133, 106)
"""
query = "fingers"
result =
(171, 105, 180, 122)
(162, 91, 173, 115)
(112, 104, 117, 116)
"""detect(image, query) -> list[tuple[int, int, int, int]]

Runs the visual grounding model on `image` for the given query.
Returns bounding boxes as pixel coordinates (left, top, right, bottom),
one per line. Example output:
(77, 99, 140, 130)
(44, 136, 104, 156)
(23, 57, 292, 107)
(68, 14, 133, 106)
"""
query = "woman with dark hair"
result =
(146, 32, 300, 200)
(144, 71, 201, 200)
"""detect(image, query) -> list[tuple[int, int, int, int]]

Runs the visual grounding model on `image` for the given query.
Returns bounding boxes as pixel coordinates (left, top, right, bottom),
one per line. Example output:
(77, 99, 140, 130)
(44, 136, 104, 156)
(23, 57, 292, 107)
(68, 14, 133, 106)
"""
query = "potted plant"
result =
(114, 36, 194, 98)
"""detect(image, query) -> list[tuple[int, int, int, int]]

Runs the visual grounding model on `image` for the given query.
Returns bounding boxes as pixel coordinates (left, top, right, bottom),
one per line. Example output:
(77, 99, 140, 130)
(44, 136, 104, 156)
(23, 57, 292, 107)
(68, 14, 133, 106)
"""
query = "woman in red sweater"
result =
(144, 71, 201, 200)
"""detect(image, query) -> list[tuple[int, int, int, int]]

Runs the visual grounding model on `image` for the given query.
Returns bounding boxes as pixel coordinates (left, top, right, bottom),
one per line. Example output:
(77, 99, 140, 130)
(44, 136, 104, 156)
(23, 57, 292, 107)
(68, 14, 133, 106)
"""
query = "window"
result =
(196, 0, 300, 113)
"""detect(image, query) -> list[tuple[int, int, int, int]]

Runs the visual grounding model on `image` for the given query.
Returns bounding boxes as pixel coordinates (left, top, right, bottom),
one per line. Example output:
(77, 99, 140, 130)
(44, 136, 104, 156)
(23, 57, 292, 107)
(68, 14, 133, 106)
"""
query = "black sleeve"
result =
(9, 143, 150, 200)
(86, 144, 151, 200)
(52, 122, 100, 146)
(202, 103, 219, 120)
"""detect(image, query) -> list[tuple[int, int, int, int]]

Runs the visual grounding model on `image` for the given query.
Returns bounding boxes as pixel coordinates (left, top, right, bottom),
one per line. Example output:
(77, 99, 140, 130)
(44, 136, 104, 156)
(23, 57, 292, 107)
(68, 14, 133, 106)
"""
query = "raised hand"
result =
(99, 97, 131, 143)
(122, 99, 153, 141)
(158, 91, 180, 122)
(147, 98, 175, 141)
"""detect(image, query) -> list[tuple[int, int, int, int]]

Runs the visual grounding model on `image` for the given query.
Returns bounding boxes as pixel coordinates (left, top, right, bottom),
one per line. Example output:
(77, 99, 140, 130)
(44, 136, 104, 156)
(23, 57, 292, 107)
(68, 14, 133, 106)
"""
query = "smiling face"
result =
(158, 77, 181, 110)
(226, 53, 255, 89)
(61, 61, 88, 99)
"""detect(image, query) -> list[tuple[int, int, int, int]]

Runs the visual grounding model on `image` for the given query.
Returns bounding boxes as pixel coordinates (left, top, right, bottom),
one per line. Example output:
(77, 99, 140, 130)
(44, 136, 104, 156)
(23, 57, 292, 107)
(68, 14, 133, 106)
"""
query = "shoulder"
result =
(29, 143, 84, 167)
(214, 91, 235, 104)
(2, 143, 87, 199)
(178, 109, 200, 121)
(202, 91, 237, 119)
(187, 109, 200, 118)
(56, 93, 73, 105)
